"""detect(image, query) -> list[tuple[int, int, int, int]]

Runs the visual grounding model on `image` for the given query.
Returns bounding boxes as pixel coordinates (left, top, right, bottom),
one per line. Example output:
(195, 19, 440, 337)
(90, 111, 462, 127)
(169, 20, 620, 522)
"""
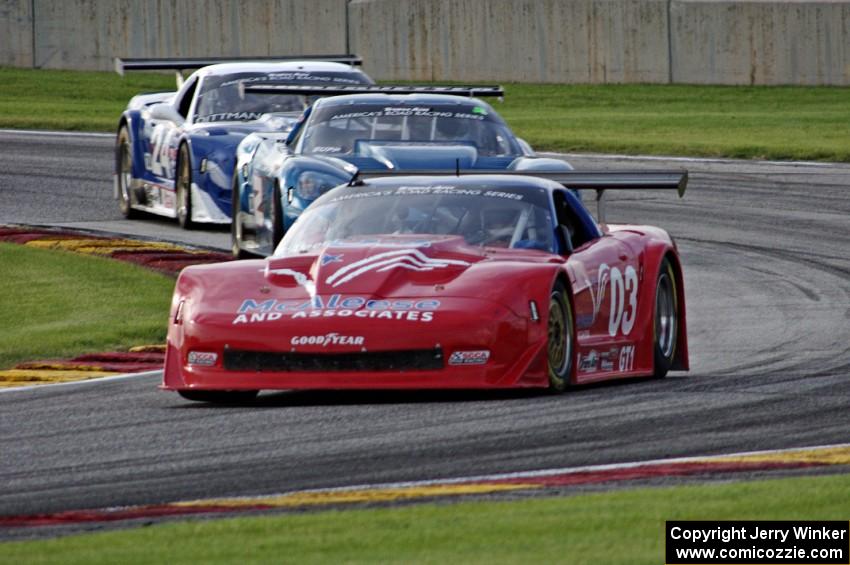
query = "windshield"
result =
(193, 71, 370, 123)
(279, 183, 554, 255)
(299, 104, 522, 156)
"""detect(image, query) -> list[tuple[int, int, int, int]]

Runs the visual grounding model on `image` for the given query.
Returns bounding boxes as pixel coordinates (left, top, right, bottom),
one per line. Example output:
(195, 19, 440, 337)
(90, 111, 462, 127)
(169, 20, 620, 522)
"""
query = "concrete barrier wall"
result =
(671, 0, 850, 85)
(2, 0, 850, 85)
(0, 0, 33, 67)
(349, 0, 670, 83)
(15, 0, 347, 70)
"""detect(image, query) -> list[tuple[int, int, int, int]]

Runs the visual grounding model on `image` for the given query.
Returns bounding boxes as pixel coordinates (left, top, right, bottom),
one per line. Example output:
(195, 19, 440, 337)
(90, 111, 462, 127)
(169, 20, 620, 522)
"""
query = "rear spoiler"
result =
(352, 170, 688, 223)
(242, 84, 504, 98)
(114, 54, 363, 87)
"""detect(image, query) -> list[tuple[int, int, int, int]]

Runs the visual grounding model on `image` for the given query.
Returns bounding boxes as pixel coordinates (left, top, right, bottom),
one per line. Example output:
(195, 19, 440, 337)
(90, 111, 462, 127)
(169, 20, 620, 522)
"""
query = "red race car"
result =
(163, 171, 689, 403)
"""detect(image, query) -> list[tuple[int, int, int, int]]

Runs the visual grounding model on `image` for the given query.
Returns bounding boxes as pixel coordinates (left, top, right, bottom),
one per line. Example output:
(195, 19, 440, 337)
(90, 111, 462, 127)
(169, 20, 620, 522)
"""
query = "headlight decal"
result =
(294, 171, 344, 201)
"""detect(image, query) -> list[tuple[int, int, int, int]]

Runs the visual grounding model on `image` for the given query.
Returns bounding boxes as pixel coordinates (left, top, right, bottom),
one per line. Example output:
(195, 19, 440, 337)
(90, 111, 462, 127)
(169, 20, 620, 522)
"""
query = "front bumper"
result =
(162, 297, 549, 391)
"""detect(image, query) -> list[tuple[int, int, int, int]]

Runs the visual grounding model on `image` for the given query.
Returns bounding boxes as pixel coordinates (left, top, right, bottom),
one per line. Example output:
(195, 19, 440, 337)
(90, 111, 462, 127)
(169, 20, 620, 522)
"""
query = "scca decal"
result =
(448, 350, 490, 365)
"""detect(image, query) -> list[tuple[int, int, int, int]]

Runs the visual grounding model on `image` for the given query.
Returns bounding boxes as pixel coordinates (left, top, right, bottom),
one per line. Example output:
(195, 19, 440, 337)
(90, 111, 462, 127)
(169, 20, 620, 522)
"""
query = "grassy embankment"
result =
(3, 473, 849, 563)
(0, 243, 173, 369)
(1, 66, 849, 160)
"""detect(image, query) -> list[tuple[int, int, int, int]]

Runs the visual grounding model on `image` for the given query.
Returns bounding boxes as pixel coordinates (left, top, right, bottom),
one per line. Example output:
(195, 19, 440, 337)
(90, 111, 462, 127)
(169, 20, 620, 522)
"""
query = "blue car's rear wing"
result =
(115, 55, 363, 87)
(353, 169, 687, 223)
(242, 84, 504, 98)
(114, 54, 363, 75)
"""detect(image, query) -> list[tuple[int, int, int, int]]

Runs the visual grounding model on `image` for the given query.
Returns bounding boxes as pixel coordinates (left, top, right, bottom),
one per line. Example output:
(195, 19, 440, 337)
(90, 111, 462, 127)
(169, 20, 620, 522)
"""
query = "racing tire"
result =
(230, 173, 256, 259)
(178, 390, 259, 404)
(546, 280, 574, 392)
(116, 126, 140, 219)
(176, 144, 196, 230)
(652, 257, 679, 378)
(270, 180, 286, 251)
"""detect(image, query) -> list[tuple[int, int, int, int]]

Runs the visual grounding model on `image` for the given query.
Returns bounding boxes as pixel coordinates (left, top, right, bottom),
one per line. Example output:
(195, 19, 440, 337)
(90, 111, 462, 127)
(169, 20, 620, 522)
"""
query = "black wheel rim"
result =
(177, 154, 190, 224)
(119, 140, 132, 212)
(655, 271, 677, 359)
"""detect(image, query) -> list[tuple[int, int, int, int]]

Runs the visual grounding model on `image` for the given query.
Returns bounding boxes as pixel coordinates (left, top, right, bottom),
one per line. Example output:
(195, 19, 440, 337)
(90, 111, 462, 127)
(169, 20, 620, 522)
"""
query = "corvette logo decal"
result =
(325, 249, 470, 288)
(590, 263, 610, 323)
(262, 266, 316, 297)
(321, 253, 344, 266)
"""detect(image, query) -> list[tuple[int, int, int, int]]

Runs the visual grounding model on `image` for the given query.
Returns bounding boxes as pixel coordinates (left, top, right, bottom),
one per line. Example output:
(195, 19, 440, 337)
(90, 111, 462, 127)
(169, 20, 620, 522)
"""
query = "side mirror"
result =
(517, 138, 535, 156)
(148, 103, 185, 125)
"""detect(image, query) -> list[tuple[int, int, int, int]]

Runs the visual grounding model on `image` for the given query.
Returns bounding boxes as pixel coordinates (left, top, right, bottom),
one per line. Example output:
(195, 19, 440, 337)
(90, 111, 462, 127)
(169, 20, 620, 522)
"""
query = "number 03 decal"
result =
(607, 265, 638, 337)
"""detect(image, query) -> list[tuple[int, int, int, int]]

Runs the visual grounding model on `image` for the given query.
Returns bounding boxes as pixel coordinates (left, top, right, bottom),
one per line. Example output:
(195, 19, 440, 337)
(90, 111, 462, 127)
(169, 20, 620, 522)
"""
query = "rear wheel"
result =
(546, 281, 574, 392)
(178, 390, 259, 404)
(653, 258, 679, 378)
(116, 126, 139, 219)
(176, 144, 195, 230)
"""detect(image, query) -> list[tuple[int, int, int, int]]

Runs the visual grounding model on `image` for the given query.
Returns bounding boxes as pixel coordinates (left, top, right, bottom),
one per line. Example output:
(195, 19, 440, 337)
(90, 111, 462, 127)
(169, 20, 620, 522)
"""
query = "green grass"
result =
(501, 83, 850, 161)
(2, 66, 850, 160)
(0, 66, 174, 131)
(3, 473, 849, 564)
(0, 243, 174, 368)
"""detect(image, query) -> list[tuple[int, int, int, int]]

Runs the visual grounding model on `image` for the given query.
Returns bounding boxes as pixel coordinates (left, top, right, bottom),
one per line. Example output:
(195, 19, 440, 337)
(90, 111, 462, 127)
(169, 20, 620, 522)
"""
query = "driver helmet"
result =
(481, 206, 519, 243)
(435, 117, 470, 140)
(406, 116, 433, 141)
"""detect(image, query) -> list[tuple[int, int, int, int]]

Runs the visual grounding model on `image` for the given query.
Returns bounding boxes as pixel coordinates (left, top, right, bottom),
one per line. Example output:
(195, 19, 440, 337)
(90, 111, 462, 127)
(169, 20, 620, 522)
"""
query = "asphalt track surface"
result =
(1, 131, 849, 534)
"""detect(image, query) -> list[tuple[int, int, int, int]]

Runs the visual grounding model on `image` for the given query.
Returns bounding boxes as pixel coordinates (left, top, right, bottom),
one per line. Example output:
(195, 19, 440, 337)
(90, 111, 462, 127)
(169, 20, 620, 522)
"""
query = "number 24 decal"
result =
(604, 264, 638, 337)
(149, 124, 175, 177)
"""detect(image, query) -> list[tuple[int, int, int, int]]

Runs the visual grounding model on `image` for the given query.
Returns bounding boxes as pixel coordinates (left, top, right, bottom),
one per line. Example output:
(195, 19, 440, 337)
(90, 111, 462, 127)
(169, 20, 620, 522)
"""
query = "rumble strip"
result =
(0, 226, 229, 387)
(2, 444, 849, 528)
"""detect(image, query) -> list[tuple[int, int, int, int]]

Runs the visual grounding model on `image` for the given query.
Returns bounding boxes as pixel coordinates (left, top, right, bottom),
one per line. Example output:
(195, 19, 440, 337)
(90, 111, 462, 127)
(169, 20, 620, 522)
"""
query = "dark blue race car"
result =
(113, 56, 373, 229)
(231, 85, 574, 257)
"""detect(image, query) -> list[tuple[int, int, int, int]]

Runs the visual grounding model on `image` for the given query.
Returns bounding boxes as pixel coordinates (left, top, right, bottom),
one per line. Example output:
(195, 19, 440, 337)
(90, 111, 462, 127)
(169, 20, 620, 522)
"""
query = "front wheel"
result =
(270, 181, 286, 251)
(546, 281, 574, 392)
(116, 126, 139, 219)
(231, 173, 255, 259)
(178, 390, 259, 404)
(653, 258, 679, 378)
(175, 144, 196, 230)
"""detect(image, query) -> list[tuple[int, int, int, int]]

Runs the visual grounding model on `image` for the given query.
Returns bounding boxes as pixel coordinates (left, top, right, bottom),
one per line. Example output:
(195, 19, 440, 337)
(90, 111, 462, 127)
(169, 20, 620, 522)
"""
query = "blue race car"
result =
(231, 85, 573, 257)
(113, 56, 374, 228)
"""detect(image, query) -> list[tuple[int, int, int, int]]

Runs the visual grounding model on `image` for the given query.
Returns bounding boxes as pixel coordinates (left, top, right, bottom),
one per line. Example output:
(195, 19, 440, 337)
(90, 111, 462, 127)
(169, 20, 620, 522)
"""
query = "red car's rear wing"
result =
(354, 170, 688, 223)
(242, 84, 504, 98)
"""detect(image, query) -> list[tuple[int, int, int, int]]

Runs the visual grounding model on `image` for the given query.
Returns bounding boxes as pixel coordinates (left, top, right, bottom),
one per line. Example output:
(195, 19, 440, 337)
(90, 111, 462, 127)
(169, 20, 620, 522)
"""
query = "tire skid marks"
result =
(3, 445, 849, 528)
